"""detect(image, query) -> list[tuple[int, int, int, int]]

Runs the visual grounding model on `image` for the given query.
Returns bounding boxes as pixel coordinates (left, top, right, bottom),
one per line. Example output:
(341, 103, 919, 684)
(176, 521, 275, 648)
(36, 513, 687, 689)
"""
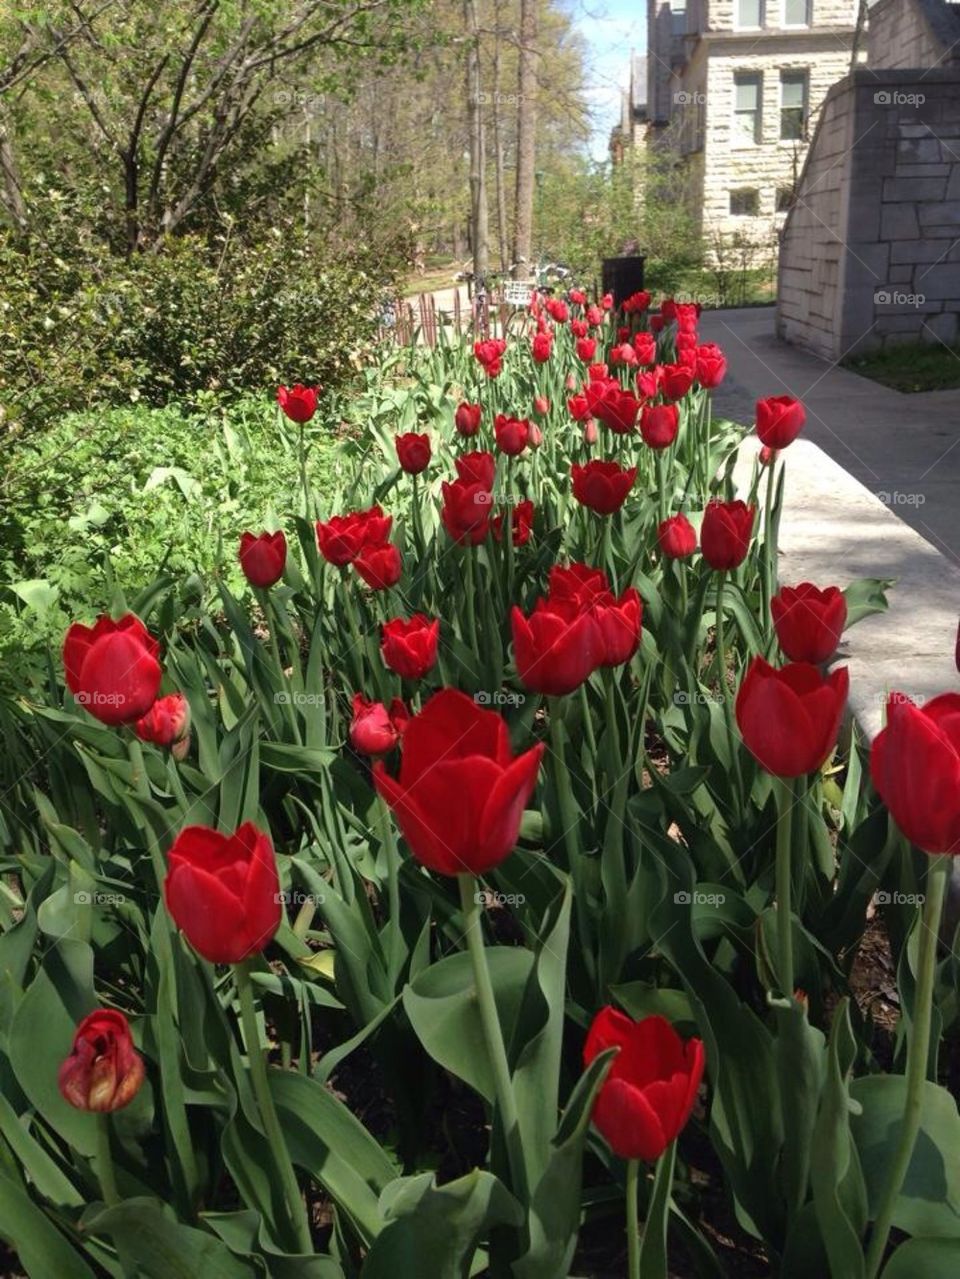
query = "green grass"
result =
(843, 342, 960, 393)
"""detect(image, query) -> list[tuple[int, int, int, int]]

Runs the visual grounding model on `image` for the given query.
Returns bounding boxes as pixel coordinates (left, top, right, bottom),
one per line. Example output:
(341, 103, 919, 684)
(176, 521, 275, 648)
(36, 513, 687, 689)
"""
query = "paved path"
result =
(699, 306, 960, 565)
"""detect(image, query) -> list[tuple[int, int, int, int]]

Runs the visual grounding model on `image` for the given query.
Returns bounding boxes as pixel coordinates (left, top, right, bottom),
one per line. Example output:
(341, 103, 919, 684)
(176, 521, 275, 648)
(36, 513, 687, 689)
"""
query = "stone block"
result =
(918, 202, 960, 228)
(895, 164, 951, 178)
(897, 137, 942, 163)
(921, 312, 959, 343)
(880, 203, 919, 238)
(915, 265, 960, 299)
(890, 240, 950, 264)
(883, 176, 946, 201)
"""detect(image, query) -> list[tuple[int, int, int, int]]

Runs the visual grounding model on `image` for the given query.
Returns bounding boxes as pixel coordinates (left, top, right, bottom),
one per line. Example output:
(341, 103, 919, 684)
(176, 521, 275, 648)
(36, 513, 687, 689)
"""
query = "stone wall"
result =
(776, 67, 960, 358)
(867, 0, 960, 69)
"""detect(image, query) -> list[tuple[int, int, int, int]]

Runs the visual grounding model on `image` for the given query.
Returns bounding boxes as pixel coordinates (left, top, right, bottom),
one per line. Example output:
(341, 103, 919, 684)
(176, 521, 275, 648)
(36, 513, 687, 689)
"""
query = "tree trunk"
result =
(512, 0, 538, 271)
(0, 118, 27, 233)
(492, 0, 508, 272)
(463, 0, 488, 279)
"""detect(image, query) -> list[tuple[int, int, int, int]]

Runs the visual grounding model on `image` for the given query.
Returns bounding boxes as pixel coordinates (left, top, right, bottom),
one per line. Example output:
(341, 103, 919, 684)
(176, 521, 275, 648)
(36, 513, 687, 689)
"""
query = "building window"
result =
(671, 0, 687, 35)
(730, 189, 760, 216)
(735, 0, 764, 28)
(734, 73, 762, 145)
(782, 0, 811, 26)
(780, 71, 808, 140)
(776, 185, 796, 211)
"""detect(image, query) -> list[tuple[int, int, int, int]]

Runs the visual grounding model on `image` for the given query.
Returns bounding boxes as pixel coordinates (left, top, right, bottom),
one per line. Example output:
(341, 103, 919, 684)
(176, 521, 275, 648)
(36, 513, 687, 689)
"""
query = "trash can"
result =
(601, 256, 646, 307)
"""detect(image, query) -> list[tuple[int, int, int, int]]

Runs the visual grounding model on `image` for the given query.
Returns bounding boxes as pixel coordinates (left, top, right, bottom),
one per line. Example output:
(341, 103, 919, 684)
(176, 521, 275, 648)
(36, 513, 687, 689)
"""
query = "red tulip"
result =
(533, 395, 550, 417)
(636, 367, 662, 399)
(622, 290, 651, 314)
(277, 384, 319, 423)
(594, 587, 643, 667)
(594, 386, 640, 434)
(649, 314, 665, 334)
(316, 505, 392, 567)
(695, 343, 727, 388)
(442, 478, 492, 545)
(381, 614, 440, 680)
(532, 331, 553, 363)
(134, 692, 190, 749)
(568, 392, 591, 422)
(610, 343, 638, 367)
(870, 692, 960, 854)
(676, 301, 701, 331)
(658, 513, 697, 559)
(569, 288, 587, 305)
(771, 583, 847, 664)
(756, 396, 805, 449)
(239, 530, 287, 589)
(456, 451, 496, 489)
(455, 402, 483, 437)
(660, 364, 695, 401)
(640, 403, 679, 450)
(633, 332, 657, 366)
(576, 337, 598, 362)
(586, 304, 604, 327)
(511, 599, 604, 696)
(355, 542, 402, 590)
(583, 419, 599, 446)
(736, 658, 849, 778)
(700, 499, 755, 571)
(571, 460, 637, 515)
(474, 337, 507, 378)
(571, 318, 588, 338)
(675, 331, 697, 353)
(165, 822, 282, 963)
(588, 363, 610, 381)
(350, 693, 409, 756)
(583, 1007, 704, 1162)
(59, 1010, 145, 1113)
(547, 562, 609, 608)
(546, 297, 569, 324)
(660, 298, 678, 321)
(493, 499, 535, 547)
(494, 414, 530, 456)
(63, 613, 162, 726)
(373, 688, 544, 876)
(601, 292, 614, 310)
(396, 432, 431, 475)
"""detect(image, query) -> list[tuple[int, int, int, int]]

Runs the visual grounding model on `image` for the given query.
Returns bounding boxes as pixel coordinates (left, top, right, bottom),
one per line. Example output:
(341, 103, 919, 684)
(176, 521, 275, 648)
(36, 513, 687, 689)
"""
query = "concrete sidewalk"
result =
(698, 306, 960, 565)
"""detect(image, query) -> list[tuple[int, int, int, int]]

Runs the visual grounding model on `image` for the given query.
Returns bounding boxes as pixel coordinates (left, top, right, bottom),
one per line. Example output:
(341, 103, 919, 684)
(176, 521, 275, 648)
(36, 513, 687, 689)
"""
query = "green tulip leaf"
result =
(86, 1197, 258, 1278)
(879, 1236, 960, 1278)
(0, 1170, 96, 1278)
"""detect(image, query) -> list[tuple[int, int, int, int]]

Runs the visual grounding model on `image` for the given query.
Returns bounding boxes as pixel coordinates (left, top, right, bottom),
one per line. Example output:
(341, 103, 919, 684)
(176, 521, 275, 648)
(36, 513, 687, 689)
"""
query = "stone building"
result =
(776, 0, 960, 357)
(640, 0, 861, 250)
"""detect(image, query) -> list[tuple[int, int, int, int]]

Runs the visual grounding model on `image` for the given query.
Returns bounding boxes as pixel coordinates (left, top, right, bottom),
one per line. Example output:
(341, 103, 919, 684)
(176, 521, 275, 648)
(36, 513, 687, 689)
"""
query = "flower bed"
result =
(3, 290, 959, 1279)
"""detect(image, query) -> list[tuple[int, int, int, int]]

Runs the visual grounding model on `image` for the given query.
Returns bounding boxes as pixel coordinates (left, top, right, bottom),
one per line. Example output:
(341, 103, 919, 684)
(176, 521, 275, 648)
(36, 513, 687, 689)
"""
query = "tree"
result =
(511, 0, 537, 269)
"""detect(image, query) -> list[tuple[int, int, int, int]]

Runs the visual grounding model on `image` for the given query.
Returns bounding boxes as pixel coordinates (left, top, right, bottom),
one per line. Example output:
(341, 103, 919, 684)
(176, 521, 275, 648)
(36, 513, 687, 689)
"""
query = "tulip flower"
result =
(164, 822, 282, 963)
(610, 343, 638, 367)
(239, 530, 287, 589)
(658, 513, 697, 559)
(571, 318, 588, 338)
(571, 460, 637, 515)
(493, 499, 535, 547)
(636, 367, 661, 399)
(373, 687, 544, 876)
(756, 395, 806, 449)
(870, 692, 960, 855)
(576, 337, 597, 362)
(584, 1007, 703, 1162)
(350, 693, 409, 756)
(474, 337, 507, 378)
(531, 331, 553, 363)
(455, 402, 483, 437)
(456, 451, 496, 489)
(354, 542, 402, 590)
(633, 332, 656, 366)
(640, 403, 679, 450)
(59, 1009, 145, 1113)
(622, 290, 652, 315)
(316, 505, 392, 567)
(695, 343, 727, 388)
(736, 658, 849, 779)
(441, 478, 492, 545)
(395, 432, 431, 475)
(533, 395, 550, 416)
(594, 587, 643, 667)
(771, 583, 847, 664)
(660, 364, 695, 401)
(700, 499, 755, 571)
(545, 297, 569, 324)
(276, 384, 319, 423)
(511, 598, 605, 696)
(568, 392, 592, 422)
(494, 413, 530, 456)
(381, 614, 440, 680)
(586, 304, 603, 327)
(569, 288, 587, 305)
(594, 386, 641, 434)
(63, 613, 162, 727)
(134, 692, 190, 751)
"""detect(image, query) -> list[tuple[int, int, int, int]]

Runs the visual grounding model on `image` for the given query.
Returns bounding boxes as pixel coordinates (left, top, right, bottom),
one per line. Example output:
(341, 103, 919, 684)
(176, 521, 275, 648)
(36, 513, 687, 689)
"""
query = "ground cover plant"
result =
(2, 289, 960, 1279)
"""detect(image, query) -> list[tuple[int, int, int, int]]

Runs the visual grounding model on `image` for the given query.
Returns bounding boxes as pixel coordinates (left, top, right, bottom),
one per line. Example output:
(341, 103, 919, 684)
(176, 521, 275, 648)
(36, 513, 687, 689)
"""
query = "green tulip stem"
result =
(457, 874, 527, 1203)
(464, 548, 481, 670)
(865, 854, 950, 1279)
(635, 1139, 677, 1279)
(626, 1158, 641, 1279)
(380, 796, 404, 985)
(714, 571, 743, 822)
(655, 449, 667, 526)
(96, 1114, 120, 1207)
(774, 774, 796, 999)
(260, 591, 301, 744)
(298, 422, 310, 518)
(233, 961, 312, 1254)
(410, 473, 426, 563)
(761, 453, 778, 634)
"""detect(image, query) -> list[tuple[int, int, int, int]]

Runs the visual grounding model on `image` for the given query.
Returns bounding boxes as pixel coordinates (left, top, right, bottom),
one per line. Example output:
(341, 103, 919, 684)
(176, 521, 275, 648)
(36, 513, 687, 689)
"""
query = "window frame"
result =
(734, 0, 765, 30)
(733, 71, 763, 147)
(729, 188, 760, 217)
(779, 69, 808, 142)
(781, 0, 811, 28)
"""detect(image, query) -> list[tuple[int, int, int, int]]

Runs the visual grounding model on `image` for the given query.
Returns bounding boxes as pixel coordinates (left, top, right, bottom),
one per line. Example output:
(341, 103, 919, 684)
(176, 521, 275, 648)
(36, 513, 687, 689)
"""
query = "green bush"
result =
(0, 396, 342, 684)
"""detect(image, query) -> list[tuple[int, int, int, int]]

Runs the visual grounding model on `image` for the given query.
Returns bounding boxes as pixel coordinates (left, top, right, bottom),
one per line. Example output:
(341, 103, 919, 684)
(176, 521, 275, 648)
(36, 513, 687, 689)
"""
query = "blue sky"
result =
(567, 0, 647, 159)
